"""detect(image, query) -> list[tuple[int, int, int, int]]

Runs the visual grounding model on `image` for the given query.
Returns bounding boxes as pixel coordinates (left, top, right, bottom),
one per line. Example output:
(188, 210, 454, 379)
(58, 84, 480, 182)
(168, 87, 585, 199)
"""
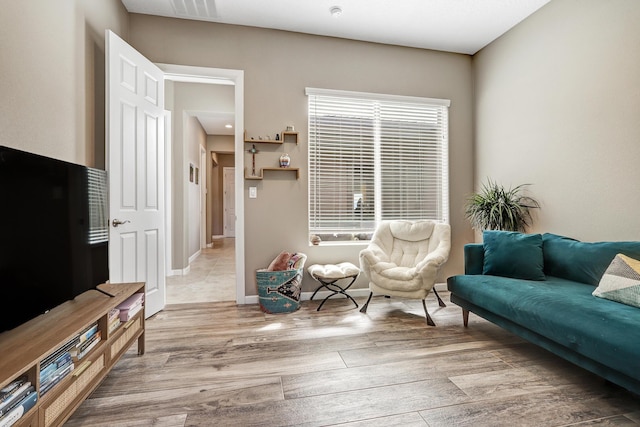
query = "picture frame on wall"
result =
(189, 163, 194, 182)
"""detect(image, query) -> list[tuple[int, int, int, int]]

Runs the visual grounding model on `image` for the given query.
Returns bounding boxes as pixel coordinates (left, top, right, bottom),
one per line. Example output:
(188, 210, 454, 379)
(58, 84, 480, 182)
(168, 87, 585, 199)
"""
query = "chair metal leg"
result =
(433, 288, 446, 307)
(422, 299, 436, 326)
(359, 292, 373, 313)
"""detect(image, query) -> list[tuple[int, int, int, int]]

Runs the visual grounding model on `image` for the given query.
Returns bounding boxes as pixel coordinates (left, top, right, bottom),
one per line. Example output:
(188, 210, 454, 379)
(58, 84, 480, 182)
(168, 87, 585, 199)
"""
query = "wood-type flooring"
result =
(65, 293, 640, 426)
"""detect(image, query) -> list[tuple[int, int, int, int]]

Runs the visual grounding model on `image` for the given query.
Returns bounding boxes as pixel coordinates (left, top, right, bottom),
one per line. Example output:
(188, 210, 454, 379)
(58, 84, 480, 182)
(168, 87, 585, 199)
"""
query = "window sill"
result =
(309, 240, 370, 248)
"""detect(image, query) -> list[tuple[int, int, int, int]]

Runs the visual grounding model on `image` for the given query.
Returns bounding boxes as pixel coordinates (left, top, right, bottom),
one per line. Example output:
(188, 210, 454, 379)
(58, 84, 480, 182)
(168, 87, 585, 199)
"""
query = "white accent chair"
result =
(358, 220, 451, 326)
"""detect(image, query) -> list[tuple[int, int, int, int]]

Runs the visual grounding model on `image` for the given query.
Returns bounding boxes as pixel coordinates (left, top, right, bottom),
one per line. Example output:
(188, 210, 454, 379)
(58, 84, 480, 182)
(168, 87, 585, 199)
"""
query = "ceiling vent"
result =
(171, 0, 219, 19)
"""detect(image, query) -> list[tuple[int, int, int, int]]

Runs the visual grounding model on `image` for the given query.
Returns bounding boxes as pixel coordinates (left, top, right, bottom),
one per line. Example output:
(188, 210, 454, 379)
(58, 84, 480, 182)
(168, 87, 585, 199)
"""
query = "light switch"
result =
(249, 187, 257, 198)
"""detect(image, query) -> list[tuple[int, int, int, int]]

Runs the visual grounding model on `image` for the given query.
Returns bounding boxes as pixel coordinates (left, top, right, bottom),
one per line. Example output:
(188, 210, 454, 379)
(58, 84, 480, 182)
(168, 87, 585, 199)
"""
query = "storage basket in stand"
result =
(256, 268, 303, 314)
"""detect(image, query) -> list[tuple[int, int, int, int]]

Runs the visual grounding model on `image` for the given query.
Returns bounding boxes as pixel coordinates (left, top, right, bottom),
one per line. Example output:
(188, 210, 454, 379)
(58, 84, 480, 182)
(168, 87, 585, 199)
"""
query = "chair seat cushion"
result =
(308, 262, 360, 280)
(370, 265, 423, 292)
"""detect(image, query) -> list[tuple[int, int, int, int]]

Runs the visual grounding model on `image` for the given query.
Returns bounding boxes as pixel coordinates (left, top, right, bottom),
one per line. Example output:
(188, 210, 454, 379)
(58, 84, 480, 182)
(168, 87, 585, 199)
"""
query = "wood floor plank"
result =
(64, 292, 639, 426)
(282, 351, 509, 399)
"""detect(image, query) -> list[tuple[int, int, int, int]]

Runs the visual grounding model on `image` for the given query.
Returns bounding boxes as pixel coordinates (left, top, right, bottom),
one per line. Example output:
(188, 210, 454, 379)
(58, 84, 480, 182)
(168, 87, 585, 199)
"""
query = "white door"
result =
(106, 30, 165, 318)
(223, 167, 235, 237)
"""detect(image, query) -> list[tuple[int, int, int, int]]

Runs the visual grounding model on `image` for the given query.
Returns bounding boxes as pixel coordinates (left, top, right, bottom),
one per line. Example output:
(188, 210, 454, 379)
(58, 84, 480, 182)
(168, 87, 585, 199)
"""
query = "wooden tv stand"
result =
(0, 282, 145, 427)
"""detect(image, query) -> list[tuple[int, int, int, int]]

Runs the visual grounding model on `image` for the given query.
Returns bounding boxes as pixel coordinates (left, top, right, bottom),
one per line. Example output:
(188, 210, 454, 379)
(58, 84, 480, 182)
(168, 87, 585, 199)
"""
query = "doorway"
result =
(160, 63, 245, 305)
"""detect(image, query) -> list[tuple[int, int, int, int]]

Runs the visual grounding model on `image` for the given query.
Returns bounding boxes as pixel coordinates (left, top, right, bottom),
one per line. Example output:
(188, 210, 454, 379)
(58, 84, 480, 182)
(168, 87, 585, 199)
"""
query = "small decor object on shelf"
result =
(310, 234, 321, 245)
(286, 125, 295, 131)
(247, 144, 260, 176)
(279, 153, 291, 168)
(275, 133, 280, 141)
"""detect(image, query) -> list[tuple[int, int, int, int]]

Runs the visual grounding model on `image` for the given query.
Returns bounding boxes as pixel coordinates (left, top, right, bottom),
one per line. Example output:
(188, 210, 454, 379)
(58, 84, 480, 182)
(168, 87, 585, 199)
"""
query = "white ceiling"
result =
(123, 0, 552, 134)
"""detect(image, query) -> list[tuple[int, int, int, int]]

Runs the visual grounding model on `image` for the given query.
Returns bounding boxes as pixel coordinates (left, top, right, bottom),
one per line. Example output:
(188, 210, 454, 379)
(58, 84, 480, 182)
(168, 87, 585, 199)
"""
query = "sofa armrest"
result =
(464, 243, 484, 275)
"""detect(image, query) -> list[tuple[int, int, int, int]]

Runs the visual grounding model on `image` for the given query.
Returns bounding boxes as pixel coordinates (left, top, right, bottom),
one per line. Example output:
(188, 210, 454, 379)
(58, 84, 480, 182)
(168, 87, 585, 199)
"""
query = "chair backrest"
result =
(372, 220, 450, 268)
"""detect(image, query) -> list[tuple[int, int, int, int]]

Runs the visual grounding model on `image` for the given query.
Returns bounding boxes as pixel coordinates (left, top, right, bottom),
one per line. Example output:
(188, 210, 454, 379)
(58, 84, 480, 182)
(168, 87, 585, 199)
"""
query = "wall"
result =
(474, 0, 640, 241)
(0, 0, 128, 167)
(129, 15, 475, 297)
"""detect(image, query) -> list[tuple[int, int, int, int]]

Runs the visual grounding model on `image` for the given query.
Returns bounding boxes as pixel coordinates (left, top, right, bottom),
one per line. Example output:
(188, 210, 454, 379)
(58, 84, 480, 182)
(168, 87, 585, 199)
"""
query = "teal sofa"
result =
(447, 232, 640, 396)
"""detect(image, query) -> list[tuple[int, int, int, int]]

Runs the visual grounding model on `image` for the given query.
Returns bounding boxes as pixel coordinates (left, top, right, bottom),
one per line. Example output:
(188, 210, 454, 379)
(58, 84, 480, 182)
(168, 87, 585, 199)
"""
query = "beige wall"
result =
(129, 16, 475, 296)
(474, 0, 640, 242)
(0, 0, 128, 167)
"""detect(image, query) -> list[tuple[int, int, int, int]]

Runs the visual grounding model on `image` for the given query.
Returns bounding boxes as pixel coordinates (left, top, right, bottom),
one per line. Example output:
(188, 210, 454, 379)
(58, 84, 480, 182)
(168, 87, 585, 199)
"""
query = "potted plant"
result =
(464, 179, 540, 232)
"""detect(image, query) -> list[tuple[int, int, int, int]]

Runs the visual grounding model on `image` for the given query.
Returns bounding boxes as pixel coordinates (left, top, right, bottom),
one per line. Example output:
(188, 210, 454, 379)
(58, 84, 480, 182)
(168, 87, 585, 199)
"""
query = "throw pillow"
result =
(267, 251, 291, 271)
(592, 253, 640, 308)
(542, 233, 640, 286)
(483, 230, 545, 281)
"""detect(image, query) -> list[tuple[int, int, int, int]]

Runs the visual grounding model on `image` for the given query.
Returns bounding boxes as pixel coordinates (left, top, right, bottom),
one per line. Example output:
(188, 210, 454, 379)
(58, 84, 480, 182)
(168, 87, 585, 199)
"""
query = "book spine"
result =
(0, 391, 37, 427)
(0, 377, 27, 402)
(0, 383, 32, 416)
(76, 333, 102, 360)
(40, 364, 74, 397)
(78, 324, 98, 343)
(40, 355, 72, 387)
(119, 303, 143, 322)
(40, 352, 72, 384)
(108, 318, 121, 333)
(41, 336, 80, 368)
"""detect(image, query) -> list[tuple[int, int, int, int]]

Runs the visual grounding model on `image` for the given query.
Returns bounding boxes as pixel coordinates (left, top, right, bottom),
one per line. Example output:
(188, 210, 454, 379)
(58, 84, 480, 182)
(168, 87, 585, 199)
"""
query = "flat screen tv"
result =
(0, 146, 109, 333)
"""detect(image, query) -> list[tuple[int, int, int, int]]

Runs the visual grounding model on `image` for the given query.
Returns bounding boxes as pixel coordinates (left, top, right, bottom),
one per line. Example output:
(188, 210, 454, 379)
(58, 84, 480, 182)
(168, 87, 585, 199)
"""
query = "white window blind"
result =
(87, 168, 109, 244)
(307, 88, 450, 241)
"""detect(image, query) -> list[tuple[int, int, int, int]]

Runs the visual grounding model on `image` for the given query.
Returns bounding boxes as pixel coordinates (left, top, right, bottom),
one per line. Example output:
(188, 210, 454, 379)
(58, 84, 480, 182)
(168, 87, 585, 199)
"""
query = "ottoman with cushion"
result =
(307, 262, 360, 311)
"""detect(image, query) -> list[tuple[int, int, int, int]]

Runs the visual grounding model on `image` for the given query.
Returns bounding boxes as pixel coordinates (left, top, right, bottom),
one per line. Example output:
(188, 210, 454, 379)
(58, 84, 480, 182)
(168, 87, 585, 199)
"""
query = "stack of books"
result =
(116, 293, 144, 322)
(0, 376, 37, 427)
(70, 322, 101, 360)
(39, 337, 77, 397)
(108, 308, 121, 333)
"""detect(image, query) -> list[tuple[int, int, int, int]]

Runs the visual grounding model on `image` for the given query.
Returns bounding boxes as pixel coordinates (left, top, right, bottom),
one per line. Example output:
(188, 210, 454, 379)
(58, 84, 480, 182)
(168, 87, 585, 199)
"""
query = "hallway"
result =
(165, 238, 236, 304)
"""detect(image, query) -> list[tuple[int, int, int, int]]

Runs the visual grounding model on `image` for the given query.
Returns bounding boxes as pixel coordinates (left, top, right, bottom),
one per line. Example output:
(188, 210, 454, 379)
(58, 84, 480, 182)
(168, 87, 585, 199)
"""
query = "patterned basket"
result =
(256, 268, 303, 314)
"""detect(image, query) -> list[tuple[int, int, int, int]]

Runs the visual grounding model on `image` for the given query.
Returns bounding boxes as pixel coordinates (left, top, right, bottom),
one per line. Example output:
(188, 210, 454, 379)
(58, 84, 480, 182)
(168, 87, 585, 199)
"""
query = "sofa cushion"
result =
(482, 230, 545, 281)
(447, 274, 640, 382)
(592, 254, 640, 308)
(542, 233, 640, 286)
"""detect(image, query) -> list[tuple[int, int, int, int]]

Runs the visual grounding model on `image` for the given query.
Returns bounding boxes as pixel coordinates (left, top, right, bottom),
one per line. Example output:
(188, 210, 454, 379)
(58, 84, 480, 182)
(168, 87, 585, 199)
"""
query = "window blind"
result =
(307, 88, 450, 240)
(87, 168, 109, 244)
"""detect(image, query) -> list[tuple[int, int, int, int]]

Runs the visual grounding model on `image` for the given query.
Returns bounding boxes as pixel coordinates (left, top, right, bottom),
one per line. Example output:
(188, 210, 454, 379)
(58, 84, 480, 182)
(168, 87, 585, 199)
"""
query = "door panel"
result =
(107, 30, 165, 318)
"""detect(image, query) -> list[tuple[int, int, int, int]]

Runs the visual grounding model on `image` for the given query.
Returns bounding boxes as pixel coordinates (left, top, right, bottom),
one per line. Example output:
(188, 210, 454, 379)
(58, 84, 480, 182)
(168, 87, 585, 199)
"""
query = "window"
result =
(307, 88, 450, 242)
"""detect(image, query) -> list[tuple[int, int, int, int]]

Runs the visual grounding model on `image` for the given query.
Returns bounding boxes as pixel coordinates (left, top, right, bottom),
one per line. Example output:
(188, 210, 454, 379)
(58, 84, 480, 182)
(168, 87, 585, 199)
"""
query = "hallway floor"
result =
(166, 238, 236, 304)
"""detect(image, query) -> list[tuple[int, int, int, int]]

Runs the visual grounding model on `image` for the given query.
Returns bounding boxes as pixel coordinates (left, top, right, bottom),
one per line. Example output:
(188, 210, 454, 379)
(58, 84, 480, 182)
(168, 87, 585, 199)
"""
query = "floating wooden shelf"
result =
(244, 131, 298, 145)
(244, 167, 299, 180)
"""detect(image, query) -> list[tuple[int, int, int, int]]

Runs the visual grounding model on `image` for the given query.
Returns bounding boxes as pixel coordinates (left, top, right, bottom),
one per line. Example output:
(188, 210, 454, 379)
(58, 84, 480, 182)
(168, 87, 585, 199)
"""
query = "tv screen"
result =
(0, 146, 109, 333)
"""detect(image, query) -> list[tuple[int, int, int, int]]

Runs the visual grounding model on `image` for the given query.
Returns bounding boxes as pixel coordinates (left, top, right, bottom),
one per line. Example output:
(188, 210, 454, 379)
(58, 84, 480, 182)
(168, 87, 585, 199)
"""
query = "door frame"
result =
(158, 63, 246, 304)
(200, 145, 206, 249)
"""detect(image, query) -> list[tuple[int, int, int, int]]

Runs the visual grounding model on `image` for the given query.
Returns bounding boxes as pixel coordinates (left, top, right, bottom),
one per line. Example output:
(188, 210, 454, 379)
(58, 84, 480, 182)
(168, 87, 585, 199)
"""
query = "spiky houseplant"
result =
(464, 179, 540, 232)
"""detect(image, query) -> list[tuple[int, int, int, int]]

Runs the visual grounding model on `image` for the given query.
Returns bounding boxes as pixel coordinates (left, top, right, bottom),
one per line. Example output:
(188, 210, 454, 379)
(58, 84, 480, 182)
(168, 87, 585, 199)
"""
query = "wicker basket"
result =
(256, 268, 303, 314)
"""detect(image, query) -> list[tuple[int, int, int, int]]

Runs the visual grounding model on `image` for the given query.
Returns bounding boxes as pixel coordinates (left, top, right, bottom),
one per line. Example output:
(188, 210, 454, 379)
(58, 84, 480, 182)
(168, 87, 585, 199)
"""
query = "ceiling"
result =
(123, 0, 552, 134)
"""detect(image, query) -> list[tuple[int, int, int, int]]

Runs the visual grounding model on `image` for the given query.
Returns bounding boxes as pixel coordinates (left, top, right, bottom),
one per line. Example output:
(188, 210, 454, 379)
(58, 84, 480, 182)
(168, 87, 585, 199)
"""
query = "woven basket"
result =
(256, 268, 303, 314)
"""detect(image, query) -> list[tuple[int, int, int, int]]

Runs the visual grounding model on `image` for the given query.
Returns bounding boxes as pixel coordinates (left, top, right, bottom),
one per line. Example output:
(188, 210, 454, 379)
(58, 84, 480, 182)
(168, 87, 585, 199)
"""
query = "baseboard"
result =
(189, 250, 201, 264)
(167, 265, 191, 277)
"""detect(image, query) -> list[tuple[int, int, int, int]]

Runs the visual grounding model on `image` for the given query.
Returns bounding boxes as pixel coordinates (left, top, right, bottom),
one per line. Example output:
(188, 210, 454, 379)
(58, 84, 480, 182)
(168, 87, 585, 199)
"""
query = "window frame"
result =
(306, 87, 451, 244)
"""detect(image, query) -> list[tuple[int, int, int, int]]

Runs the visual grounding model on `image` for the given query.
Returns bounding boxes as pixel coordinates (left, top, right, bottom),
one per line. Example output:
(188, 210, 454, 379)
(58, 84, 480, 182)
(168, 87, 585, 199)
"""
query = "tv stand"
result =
(0, 282, 145, 427)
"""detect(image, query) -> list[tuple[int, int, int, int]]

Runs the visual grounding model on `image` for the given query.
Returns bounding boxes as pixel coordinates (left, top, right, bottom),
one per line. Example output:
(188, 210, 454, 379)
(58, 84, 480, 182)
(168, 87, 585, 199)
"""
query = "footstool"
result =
(307, 262, 360, 311)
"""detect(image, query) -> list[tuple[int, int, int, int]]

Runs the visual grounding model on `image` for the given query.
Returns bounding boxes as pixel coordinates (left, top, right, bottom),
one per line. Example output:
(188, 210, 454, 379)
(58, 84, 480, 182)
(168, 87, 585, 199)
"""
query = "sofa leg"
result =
(433, 288, 446, 307)
(360, 292, 373, 313)
(462, 309, 469, 327)
(422, 299, 436, 326)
